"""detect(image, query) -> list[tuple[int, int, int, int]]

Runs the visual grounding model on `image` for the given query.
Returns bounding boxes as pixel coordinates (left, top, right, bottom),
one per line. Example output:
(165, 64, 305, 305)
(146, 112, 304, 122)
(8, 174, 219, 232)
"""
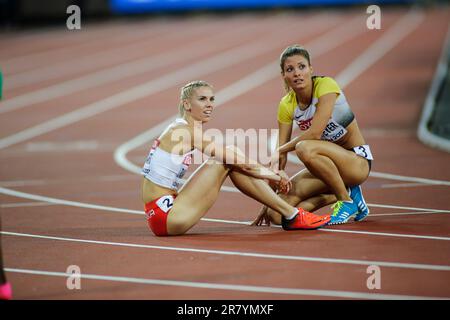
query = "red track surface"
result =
(0, 6, 449, 300)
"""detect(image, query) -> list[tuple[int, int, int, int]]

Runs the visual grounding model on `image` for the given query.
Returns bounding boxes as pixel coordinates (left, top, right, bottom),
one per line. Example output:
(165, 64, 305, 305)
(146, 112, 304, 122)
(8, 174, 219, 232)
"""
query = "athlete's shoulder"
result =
(277, 90, 296, 124)
(314, 76, 341, 98)
(314, 75, 340, 87)
(279, 89, 296, 107)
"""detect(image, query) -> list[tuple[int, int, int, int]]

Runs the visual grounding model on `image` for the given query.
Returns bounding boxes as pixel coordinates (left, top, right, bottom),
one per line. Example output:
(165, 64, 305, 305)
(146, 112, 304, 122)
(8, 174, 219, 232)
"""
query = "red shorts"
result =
(144, 195, 176, 236)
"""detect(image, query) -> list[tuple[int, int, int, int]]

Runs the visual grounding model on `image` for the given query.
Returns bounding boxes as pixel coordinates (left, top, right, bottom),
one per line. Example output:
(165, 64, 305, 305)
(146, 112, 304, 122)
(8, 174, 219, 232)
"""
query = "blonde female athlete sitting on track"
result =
(141, 80, 330, 236)
(253, 45, 373, 226)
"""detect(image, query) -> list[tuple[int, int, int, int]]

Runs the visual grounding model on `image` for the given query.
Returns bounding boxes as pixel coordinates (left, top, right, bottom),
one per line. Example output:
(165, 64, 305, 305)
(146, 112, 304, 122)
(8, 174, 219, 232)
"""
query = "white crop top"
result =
(141, 119, 194, 191)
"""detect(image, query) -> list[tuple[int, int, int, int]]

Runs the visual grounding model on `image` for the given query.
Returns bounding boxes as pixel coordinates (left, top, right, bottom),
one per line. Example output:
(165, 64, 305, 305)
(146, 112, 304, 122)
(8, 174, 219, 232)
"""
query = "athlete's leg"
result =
(168, 159, 298, 235)
(167, 159, 230, 235)
(256, 169, 336, 225)
(169, 158, 329, 235)
(228, 170, 301, 215)
(295, 140, 369, 201)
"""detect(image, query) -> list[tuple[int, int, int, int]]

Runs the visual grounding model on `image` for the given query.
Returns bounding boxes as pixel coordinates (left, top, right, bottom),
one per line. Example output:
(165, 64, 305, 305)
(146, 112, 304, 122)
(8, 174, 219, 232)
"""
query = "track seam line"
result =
(4, 267, 448, 300)
(2, 231, 449, 271)
(1, 186, 449, 241)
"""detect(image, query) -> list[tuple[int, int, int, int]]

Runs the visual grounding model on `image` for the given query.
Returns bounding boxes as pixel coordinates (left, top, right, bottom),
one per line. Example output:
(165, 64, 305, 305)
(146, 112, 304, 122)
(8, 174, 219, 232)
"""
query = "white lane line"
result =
(370, 211, 441, 217)
(5, 20, 224, 90)
(333, 10, 450, 186)
(1, 186, 449, 241)
(4, 267, 447, 300)
(25, 140, 99, 152)
(114, 14, 368, 175)
(381, 183, 437, 189)
(336, 9, 424, 88)
(0, 186, 143, 215)
(0, 180, 47, 187)
(0, 17, 271, 114)
(288, 148, 450, 186)
(369, 172, 450, 186)
(0, 42, 267, 148)
(245, 211, 446, 220)
(367, 203, 450, 213)
(1, 23, 161, 70)
(319, 229, 450, 241)
(0, 174, 137, 187)
(2, 231, 449, 271)
(267, 223, 450, 241)
(286, 139, 450, 186)
(0, 16, 337, 149)
(0, 201, 56, 208)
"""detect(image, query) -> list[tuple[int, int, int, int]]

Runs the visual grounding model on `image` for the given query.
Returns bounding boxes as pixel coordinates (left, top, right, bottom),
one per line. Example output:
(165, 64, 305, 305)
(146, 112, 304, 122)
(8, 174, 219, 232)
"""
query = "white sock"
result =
(286, 209, 298, 220)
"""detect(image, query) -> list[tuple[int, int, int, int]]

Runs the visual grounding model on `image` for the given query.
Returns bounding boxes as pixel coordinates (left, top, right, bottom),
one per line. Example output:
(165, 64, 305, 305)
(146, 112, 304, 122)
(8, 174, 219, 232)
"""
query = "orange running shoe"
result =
(282, 208, 330, 230)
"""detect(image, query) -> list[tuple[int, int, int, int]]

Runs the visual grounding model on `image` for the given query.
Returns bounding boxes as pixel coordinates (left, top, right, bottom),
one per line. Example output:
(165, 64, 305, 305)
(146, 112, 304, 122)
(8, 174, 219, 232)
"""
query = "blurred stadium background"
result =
(0, 1, 444, 25)
(0, 0, 449, 149)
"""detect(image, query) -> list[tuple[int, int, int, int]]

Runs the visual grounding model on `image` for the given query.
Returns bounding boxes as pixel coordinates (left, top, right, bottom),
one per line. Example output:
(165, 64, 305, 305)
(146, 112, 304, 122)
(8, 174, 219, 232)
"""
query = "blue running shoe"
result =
(329, 200, 359, 225)
(349, 185, 370, 222)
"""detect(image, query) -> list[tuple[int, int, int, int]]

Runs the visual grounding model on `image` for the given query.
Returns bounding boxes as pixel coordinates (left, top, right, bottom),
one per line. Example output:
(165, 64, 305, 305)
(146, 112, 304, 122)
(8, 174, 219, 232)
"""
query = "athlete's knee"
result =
(206, 158, 231, 172)
(167, 218, 191, 236)
(295, 141, 316, 164)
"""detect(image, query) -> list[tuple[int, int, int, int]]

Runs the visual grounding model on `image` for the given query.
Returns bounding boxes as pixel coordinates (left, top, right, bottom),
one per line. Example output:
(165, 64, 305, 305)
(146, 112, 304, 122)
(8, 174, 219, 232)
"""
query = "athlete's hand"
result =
(251, 206, 271, 226)
(277, 170, 292, 194)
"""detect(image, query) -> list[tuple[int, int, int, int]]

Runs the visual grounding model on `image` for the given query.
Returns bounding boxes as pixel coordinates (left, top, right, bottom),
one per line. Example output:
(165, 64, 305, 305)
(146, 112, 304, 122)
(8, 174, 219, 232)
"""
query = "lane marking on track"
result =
(335, 9, 424, 88)
(1, 183, 448, 214)
(4, 267, 448, 300)
(0, 186, 449, 241)
(1, 22, 168, 70)
(369, 211, 440, 217)
(25, 140, 99, 152)
(380, 183, 442, 189)
(0, 16, 280, 114)
(0, 201, 56, 208)
(2, 232, 450, 271)
(0, 174, 137, 187)
(366, 203, 450, 213)
(5, 19, 234, 90)
(369, 172, 450, 186)
(287, 148, 450, 186)
(318, 228, 450, 241)
(0, 14, 339, 148)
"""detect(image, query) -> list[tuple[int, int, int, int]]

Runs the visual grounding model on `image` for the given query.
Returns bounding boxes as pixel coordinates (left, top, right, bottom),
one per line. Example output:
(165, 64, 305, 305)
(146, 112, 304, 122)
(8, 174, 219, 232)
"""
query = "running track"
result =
(0, 7, 449, 300)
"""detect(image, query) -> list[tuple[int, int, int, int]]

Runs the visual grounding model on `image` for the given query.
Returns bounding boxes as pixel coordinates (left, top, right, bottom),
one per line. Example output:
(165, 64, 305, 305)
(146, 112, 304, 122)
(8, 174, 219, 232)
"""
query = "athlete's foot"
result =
(329, 200, 359, 225)
(282, 208, 330, 230)
(349, 185, 370, 221)
(0, 282, 12, 300)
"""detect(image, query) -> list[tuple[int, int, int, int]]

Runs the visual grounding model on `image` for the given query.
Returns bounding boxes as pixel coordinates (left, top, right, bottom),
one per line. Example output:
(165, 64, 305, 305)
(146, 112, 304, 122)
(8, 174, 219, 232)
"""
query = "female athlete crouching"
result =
(141, 80, 330, 236)
(253, 45, 373, 227)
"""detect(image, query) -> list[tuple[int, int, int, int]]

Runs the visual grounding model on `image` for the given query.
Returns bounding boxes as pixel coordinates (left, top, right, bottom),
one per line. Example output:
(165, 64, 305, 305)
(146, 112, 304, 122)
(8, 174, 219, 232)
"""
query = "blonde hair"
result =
(279, 45, 311, 93)
(178, 80, 213, 116)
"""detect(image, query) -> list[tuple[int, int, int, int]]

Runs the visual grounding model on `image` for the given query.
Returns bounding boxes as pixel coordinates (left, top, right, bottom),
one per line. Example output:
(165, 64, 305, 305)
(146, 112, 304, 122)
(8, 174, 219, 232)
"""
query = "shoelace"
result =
(331, 201, 343, 217)
(297, 209, 306, 224)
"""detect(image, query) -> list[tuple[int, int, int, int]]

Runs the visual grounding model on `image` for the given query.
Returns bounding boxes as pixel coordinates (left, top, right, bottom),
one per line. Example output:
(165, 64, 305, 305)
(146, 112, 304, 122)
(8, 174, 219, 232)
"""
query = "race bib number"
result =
(156, 195, 174, 213)
(353, 145, 374, 160)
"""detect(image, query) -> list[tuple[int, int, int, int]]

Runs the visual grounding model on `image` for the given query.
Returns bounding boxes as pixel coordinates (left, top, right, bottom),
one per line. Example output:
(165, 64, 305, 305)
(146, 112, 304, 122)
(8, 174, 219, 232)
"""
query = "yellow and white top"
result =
(277, 76, 355, 142)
